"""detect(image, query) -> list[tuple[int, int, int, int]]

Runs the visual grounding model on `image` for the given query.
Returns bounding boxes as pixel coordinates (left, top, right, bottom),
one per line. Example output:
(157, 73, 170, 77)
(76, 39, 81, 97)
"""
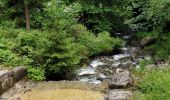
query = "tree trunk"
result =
(24, 3, 30, 31)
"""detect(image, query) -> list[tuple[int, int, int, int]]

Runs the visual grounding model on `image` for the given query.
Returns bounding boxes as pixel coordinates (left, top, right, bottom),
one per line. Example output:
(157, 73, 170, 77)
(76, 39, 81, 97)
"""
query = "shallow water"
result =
(76, 46, 141, 84)
(76, 43, 152, 84)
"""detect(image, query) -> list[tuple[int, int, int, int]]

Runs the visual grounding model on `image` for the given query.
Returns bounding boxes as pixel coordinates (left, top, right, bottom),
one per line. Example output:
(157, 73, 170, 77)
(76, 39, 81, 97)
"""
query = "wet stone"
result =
(0, 67, 27, 96)
(109, 68, 133, 89)
(0, 70, 15, 95)
(12, 67, 27, 82)
(104, 90, 132, 100)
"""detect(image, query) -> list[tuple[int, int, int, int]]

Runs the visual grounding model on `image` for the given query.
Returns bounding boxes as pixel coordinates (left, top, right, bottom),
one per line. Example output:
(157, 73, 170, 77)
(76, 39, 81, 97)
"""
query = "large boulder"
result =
(0, 67, 27, 96)
(109, 68, 133, 89)
(0, 70, 15, 95)
(12, 67, 27, 82)
(104, 90, 132, 100)
(140, 37, 155, 47)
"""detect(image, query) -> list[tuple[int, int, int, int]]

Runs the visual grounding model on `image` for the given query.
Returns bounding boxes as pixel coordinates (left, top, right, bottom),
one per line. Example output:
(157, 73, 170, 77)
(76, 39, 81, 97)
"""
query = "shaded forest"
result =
(0, 0, 170, 99)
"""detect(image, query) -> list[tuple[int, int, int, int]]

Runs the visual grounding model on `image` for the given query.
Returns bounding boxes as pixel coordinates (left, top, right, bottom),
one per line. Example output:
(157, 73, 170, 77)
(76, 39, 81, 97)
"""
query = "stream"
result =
(76, 34, 150, 84)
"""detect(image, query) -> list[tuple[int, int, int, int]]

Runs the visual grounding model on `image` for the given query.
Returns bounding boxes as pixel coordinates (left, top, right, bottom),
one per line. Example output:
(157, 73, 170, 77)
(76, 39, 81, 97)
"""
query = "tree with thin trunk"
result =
(24, 1, 30, 31)
(0, 0, 48, 30)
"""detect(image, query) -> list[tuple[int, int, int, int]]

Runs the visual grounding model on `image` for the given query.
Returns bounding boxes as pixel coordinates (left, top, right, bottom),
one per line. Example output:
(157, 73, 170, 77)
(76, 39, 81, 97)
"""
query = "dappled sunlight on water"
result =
(20, 89, 105, 100)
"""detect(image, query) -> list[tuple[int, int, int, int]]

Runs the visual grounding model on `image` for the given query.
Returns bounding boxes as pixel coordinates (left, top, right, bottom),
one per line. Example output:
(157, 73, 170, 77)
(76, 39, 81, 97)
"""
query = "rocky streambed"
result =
(75, 35, 154, 100)
(76, 48, 146, 99)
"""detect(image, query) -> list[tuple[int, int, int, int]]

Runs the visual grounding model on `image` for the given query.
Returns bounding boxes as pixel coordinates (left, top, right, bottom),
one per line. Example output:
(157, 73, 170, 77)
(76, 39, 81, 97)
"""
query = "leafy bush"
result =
(0, 28, 32, 66)
(138, 70, 170, 100)
(97, 32, 123, 50)
(43, 31, 82, 74)
(69, 24, 123, 56)
(27, 67, 45, 81)
(0, 26, 122, 80)
(0, 49, 31, 67)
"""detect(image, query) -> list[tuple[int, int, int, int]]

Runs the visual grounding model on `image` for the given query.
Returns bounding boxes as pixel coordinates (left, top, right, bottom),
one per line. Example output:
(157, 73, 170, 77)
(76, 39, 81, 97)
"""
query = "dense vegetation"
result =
(0, 0, 170, 88)
(127, 0, 170, 61)
(0, 0, 123, 80)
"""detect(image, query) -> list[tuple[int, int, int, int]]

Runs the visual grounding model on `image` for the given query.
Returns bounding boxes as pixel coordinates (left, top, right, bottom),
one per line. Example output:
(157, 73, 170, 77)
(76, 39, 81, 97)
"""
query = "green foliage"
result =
(0, 0, 50, 28)
(40, 0, 81, 30)
(137, 70, 170, 100)
(0, 0, 125, 81)
(96, 32, 123, 53)
(0, 49, 30, 67)
(69, 24, 123, 56)
(139, 59, 154, 70)
(43, 32, 82, 73)
(65, 0, 130, 33)
(0, 28, 82, 79)
(126, 0, 170, 32)
(136, 31, 158, 39)
(135, 31, 170, 61)
(0, 0, 169, 83)
(0, 28, 32, 66)
(27, 67, 45, 81)
(0, 13, 122, 80)
(144, 33, 170, 60)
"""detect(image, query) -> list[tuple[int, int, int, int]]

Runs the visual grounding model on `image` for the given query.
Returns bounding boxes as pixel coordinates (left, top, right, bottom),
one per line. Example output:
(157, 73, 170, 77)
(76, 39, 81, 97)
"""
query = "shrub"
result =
(69, 24, 123, 56)
(43, 31, 82, 74)
(97, 31, 123, 52)
(0, 28, 32, 66)
(27, 67, 45, 81)
(0, 49, 31, 67)
(0, 26, 123, 80)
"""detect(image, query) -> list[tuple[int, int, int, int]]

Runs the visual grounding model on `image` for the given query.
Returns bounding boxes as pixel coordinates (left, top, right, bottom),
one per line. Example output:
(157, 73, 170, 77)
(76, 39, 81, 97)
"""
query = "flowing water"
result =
(76, 35, 151, 84)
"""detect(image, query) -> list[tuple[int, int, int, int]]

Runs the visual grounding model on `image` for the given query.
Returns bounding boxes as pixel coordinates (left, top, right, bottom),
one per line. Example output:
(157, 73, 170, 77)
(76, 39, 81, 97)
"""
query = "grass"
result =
(134, 69, 170, 100)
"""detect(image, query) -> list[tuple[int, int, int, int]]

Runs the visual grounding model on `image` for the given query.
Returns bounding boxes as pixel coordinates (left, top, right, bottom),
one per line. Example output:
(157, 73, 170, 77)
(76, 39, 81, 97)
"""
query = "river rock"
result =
(12, 67, 27, 82)
(145, 63, 170, 70)
(140, 37, 155, 47)
(104, 90, 132, 100)
(95, 65, 114, 76)
(118, 62, 135, 70)
(0, 67, 27, 96)
(109, 68, 133, 88)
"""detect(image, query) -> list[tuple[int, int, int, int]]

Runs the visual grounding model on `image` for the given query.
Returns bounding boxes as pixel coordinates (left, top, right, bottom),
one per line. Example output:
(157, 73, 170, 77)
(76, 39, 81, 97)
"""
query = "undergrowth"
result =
(134, 69, 170, 100)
